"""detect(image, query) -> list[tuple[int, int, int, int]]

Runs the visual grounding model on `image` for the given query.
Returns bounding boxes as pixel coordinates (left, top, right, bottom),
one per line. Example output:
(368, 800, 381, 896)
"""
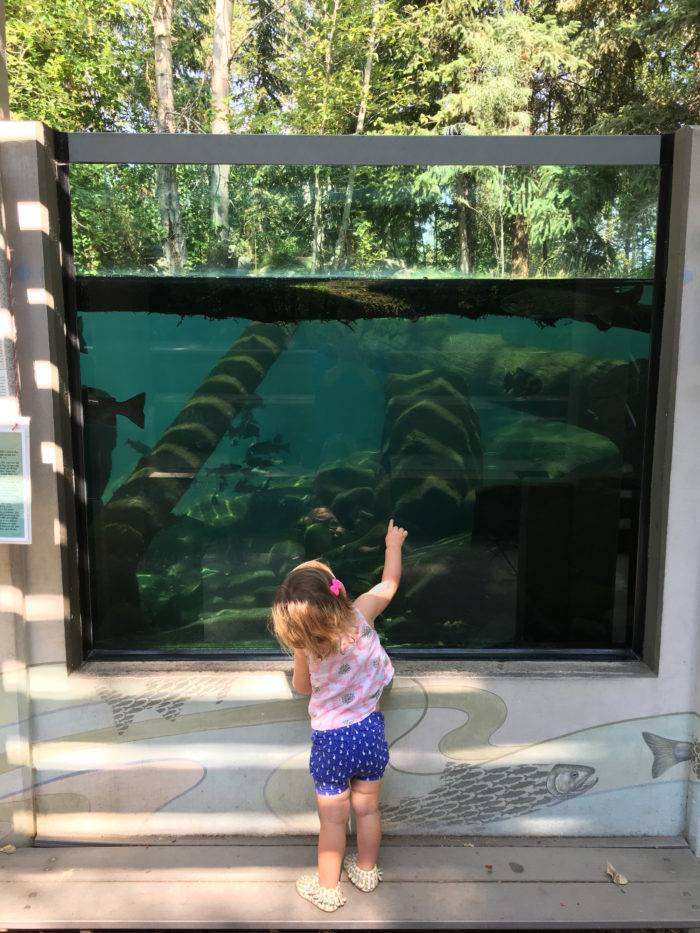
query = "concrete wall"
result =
(0, 121, 699, 848)
(661, 127, 700, 851)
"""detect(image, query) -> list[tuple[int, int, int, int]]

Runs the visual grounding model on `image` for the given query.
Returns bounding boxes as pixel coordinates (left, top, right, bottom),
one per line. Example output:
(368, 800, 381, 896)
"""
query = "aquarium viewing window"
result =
(56, 132, 672, 660)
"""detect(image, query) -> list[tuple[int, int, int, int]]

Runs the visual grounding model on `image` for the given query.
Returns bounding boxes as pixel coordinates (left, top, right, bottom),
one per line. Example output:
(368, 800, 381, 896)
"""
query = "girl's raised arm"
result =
(354, 519, 408, 626)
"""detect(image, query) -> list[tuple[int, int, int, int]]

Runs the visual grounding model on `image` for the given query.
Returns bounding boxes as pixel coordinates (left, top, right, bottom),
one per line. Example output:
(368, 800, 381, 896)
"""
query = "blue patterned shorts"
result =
(309, 711, 390, 796)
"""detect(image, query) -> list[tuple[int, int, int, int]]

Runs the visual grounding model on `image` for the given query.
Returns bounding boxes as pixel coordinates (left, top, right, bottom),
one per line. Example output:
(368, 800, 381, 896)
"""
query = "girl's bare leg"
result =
(350, 778, 382, 869)
(317, 790, 350, 887)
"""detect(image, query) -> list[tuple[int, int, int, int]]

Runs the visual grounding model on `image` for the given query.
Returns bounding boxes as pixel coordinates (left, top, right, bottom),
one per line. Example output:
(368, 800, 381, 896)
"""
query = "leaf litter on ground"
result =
(606, 862, 629, 887)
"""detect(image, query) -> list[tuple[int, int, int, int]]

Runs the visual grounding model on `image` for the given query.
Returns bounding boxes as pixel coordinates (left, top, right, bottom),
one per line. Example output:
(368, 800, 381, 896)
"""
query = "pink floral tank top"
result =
(307, 607, 394, 731)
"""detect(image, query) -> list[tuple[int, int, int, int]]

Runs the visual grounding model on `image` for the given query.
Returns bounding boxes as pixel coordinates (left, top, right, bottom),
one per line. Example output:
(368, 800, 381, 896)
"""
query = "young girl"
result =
(271, 518, 408, 912)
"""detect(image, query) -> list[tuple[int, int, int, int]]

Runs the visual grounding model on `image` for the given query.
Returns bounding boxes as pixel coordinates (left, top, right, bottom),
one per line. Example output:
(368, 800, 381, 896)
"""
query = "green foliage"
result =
(6, 0, 149, 130)
(6, 0, 689, 277)
(543, 0, 700, 134)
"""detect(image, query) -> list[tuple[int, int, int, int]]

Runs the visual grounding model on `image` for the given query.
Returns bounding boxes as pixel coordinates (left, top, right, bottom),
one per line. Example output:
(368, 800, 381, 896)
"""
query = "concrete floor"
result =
(1, 837, 700, 929)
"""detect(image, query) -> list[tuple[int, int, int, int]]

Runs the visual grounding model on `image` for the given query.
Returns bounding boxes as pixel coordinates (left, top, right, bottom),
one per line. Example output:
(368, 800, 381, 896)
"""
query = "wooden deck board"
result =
(0, 841, 699, 929)
(3, 844, 699, 884)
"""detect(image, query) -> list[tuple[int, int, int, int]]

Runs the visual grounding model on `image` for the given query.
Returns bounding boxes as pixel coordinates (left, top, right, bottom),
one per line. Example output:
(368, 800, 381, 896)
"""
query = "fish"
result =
(235, 478, 258, 493)
(381, 761, 597, 829)
(97, 675, 230, 735)
(643, 732, 700, 779)
(126, 438, 150, 456)
(205, 464, 243, 476)
(82, 388, 146, 502)
(248, 438, 290, 457)
(185, 494, 243, 529)
(227, 419, 260, 440)
(84, 388, 146, 429)
(503, 368, 544, 399)
(245, 453, 276, 469)
(302, 507, 340, 526)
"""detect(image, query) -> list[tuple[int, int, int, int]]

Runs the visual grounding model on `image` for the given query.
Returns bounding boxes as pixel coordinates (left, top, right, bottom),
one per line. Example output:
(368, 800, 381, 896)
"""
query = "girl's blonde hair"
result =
(271, 560, 356, 659)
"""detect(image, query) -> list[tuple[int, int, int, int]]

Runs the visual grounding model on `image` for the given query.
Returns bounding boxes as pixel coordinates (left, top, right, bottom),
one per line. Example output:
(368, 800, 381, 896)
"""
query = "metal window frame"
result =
(54, 131, 664, 166)
(56, 130, 673, 663)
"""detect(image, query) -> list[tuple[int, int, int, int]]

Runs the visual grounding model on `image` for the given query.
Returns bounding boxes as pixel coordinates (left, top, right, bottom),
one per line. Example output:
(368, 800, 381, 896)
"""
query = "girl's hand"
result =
(355, 520, 408, 626)
(385, 518, 408, 550)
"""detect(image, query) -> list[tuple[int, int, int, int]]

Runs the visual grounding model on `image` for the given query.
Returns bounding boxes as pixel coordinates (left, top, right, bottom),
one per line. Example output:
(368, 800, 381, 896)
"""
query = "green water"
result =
(78, 280, 654, 653)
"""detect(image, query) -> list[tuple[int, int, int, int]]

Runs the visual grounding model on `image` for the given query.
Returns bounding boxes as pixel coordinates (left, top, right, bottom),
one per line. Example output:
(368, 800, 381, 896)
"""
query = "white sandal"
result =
(343, 851, 383, 892)
(295, 872, 347, 912)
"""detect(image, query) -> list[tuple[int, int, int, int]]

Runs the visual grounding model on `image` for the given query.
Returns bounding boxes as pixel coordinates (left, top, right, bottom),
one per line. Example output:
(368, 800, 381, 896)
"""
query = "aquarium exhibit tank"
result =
(70, 161, 661, 655)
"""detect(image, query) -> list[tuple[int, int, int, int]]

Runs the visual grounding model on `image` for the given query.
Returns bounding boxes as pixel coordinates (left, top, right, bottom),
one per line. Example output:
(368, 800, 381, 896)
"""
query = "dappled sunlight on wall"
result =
(2, 662, 697, 842)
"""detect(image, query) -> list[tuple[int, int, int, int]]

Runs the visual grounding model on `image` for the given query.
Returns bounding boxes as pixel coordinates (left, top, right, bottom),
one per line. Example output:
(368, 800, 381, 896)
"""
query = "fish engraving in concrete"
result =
(382, 761, 597, 828)
(98, 675, 230, 735)
(644, 732, 700, 779)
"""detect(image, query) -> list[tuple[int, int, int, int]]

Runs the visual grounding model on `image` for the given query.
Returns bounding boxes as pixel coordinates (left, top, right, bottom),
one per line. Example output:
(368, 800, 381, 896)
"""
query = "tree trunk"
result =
(94, 322, 296, 636)
(310, 0, 341, 272)
(498, 166, 506, 276)
(331, 0, 381, 269)
(511, 215, 529, 278)
(209, 0, 234, 267)
(456, 171, 474, 274)
(311, 168, 325, 273)
(152, 0, 187, 272)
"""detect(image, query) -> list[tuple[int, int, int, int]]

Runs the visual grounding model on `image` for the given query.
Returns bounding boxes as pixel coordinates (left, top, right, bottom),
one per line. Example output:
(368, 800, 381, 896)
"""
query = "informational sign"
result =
(0, 418, 31, 544)
(0, 337, 18, 399)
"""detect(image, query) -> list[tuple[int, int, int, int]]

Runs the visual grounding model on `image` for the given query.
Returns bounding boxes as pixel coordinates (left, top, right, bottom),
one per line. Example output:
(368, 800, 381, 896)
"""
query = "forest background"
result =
(5, 0, 700, 279)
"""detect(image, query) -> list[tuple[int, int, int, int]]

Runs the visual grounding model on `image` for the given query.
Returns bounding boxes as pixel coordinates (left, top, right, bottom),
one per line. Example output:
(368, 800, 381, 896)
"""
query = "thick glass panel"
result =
(71, 163, 659, 279)
(78, 281, 653, 652)
(70, 157, 660, 654)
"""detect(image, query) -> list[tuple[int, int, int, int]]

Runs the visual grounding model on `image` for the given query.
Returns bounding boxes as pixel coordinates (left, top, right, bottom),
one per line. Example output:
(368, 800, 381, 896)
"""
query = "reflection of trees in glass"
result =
(70, 162, 659, 278)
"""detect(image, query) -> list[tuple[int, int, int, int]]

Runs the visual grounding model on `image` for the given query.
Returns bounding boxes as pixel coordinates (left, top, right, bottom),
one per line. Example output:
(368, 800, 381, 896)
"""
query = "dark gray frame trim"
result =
(55, 131, 663, 166)
(56, 126, 673, 662)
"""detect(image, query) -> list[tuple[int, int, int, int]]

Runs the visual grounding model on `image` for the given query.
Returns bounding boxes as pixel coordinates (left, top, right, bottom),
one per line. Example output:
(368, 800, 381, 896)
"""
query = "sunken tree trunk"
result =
(377, 369, 482, 538)
(209, 0, 234, 266)
(152, 0, 187, 272)
(93, 322, 295, 636)
(77, 277, 651, 333)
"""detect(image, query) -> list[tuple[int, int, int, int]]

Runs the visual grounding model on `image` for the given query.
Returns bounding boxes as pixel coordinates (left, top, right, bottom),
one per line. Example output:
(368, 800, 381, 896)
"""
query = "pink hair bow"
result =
(329, 577, 342, 597)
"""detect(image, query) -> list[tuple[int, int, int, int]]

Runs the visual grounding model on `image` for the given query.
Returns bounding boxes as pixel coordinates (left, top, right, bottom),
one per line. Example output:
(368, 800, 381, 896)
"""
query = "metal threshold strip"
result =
(88, 647, 637, 661)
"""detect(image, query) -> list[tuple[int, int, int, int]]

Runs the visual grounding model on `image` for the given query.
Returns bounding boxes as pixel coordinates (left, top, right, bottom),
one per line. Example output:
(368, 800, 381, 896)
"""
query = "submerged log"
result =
(92, 321, 295, 639)
(76, 275, 653, 333)
(378, 369, 483, 538)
